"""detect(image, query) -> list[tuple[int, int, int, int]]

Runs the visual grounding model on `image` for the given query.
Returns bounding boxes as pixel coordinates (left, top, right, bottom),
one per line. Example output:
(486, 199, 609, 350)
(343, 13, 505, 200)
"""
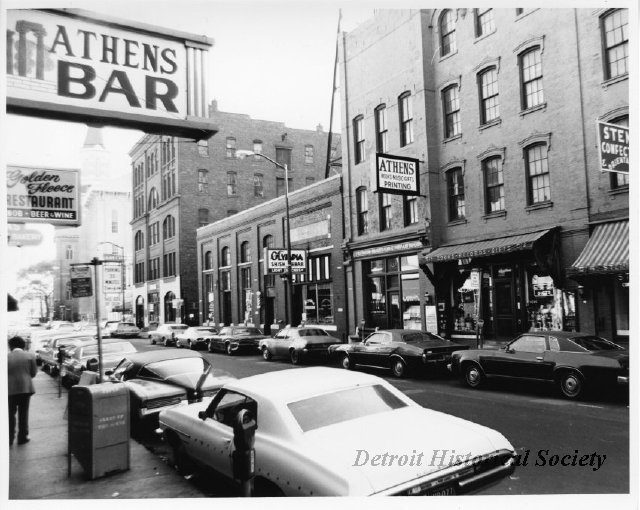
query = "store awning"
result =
(421, 229, 554, 264)
(568, 220, 628, 275)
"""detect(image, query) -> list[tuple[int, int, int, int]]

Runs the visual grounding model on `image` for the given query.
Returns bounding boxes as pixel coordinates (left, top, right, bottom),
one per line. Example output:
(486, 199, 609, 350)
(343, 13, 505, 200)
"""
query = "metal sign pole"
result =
(90, 258, 104, 383)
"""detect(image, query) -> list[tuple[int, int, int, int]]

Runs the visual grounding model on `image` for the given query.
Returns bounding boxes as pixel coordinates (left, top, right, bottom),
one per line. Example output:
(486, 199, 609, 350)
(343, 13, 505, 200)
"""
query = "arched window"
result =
(440, 10, 457, 57)
(163, 215, 175, 240)
(148, 187, 159, 209)
(204, 251, 213, 270)
(482, 156, 505, 213)
(519, 46, 544, 110)
(478, 67, 499, 124)
(134, 230, 144, 251)
(263, 235, 274, 249)
(220, 246, 231, 267)
(65, 245, 73, 260)
(240, 241, 251, 263)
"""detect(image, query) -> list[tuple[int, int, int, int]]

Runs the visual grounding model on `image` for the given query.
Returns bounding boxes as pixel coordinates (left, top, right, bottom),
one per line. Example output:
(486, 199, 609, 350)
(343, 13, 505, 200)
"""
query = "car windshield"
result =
(83, 342, 136, 357)
(144, 357, 209, 378)
(288, 384, 407, 432)
(402, 332, 444, 342)
(298, 328, 329, 337)
(233, 328, 262, 336)
(570, 336, 624, 351)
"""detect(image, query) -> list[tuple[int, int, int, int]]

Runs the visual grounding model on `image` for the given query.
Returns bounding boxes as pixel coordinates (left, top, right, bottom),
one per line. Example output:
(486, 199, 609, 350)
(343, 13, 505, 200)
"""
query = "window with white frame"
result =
(375, 104, 388, 153)
(440, 10, 457, 57)
(519, 47, 544, 110)
(399, 92, 414, 147)
(602, 9, 629, 80)
(353, 115, 365, 164)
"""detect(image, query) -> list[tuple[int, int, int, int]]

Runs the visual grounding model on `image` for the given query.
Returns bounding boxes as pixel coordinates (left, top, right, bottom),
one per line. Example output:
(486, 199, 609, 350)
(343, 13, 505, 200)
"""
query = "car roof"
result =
(120, 349, 203, 364)
(225, 367, 384, 403)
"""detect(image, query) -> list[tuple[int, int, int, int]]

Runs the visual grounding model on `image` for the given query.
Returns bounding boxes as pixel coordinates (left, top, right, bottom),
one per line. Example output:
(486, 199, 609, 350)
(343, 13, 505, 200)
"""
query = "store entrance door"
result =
(492, 264, 518, 339)
(388, 292, 402, 329)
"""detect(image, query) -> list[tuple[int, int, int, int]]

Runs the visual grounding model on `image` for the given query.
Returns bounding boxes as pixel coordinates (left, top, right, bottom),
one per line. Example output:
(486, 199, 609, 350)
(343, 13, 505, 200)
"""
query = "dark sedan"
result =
(330, 329, 468, 378)
(106, 350, 236, 431)
(60, 339, 137, 387)
(208, 326, 269, 355)
(449, 331, 629, 399)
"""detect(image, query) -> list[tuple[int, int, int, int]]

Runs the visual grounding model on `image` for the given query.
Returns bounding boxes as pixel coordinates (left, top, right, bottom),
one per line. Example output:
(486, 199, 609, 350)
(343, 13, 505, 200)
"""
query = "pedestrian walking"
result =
(8, 336, 37, 446)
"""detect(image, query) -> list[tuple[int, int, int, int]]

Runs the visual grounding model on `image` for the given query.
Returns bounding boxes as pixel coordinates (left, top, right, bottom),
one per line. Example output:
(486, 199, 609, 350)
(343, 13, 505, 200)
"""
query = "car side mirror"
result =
(198, 410, 208, 421)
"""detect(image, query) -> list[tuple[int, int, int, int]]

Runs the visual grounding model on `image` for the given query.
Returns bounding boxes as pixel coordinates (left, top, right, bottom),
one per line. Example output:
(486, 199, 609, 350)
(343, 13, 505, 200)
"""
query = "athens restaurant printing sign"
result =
(7, 166, 81, 226)
(5, 9, 209, 134)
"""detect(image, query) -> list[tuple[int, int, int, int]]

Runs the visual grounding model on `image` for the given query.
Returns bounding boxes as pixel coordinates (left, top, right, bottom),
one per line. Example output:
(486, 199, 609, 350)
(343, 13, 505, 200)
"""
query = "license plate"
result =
(424, 485, 456, 496)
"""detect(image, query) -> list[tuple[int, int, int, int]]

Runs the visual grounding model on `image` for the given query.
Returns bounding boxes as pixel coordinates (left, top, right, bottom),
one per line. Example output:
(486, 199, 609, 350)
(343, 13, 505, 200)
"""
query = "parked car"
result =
(259, 326, 336, 364)
(139, 321, 159, 339)
(149, 324, 190, 346)
(74, 321, 111, 337)
(208, 326, 268, 355)
(106, 350, 235, 432)
(39, 333, 96, 376)
(60, 339, 137, 387)
(159, 367, 516, 496)
(111, 322, 141, 338)
(449, 331, 629, 399)
(30, 322, 81, 364)
(330, 329, 468, 378)
(102, 320, 122, 337)
(175, 326, 219, 350)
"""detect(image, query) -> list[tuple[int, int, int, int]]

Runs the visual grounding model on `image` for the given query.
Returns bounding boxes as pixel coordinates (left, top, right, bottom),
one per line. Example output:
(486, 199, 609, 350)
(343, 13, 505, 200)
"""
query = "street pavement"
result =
(7, 369, 205, 500)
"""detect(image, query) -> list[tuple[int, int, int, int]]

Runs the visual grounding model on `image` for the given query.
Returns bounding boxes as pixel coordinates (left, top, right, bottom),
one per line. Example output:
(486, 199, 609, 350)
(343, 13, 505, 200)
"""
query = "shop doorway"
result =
(221, 291, 232, 326)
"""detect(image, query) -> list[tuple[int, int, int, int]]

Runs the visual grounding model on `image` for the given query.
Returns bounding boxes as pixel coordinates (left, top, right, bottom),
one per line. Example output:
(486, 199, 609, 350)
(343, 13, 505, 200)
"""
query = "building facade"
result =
(52, 127, 133, 322)
(340, 8, 628, 342)
(130, 100, 341, 327)
(197, 174, 347, 339)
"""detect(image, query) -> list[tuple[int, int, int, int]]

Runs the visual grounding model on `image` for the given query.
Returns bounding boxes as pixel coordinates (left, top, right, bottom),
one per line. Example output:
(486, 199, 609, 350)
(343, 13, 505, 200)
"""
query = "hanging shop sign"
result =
(7, 223, 43, 246)
(597, 121, 629, 174)
(70, 265, 92, 298)
(375, 153, 420, 196)
(265, 248, 307, 274)
(6, 9, 216, 139)
(7, 165, 81, 226)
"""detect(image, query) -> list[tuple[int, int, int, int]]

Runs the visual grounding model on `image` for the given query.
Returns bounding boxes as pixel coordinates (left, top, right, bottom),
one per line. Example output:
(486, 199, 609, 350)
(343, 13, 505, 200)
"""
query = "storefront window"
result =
(453, 272, 479, 334)
(401, 274, 421, 330)
(368, 276, 386, 329)
(525, 264, 563, 331)
(304, 284, 333, 324)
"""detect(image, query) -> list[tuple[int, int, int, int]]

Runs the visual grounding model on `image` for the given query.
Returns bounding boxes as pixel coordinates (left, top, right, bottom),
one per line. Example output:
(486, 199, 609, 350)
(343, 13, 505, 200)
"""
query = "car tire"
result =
(463, 363, 484, 389)
(225, 342, 234, 356)
(151, 338, 156, 345)
(341, 353, 355, 371)
(558, 370, 583, 399)
(189, 341, 196, 350)
(262, 347, 273, 361)
(390, 358, 406, 378)
(208, 342, 215, 353)
(290, 349, 300, 365)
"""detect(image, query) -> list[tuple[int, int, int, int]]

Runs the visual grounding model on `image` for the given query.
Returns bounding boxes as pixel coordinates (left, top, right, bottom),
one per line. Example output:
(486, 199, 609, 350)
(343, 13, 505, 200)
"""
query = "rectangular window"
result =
(253, 141, 263, 158)
(227, 171, 237, 196)
(603, 9, 629, 79)
(447, 168, 465, 221)
(484, 158, 505, 213)
(276, 177, 293, 197)
(380, 193, 393, 231)
(240, 267, 251, 319)
(404, 195, 418, 226)
(526, 145, 551, 204)
(198, 169, 208, 193)
(304, 145, 314, 164)
(148, 222, 160, 245)
(275, 147, 292, 171)
(520, 48, 544, 109)
(399, 93, 414, 147)
(226, 137, 236, 158)
(353, 116, 365, 164)
(198, 208, 209, 227)
(479, 68, 499, 124)
(148, 257, 160, 280)
(254, 174, 264, 197)
(356, 187, 368, 235)
(197, 140, 209, 157)
(163, 252, 176, 277)
(443, 85, 461, 138)
(375, 105, 388, 153)
(134, 262, 145, 284)
(475, 8, 494, 37)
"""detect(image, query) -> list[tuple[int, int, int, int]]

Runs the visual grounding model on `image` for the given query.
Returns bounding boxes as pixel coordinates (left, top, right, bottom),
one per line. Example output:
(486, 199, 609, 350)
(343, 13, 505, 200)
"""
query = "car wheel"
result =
(390, 358, 406, 378)
(225, 342, 234, 356)
(189, 341, 196, 350)
(341, 353, 355, 371)
(208, 342, 215, 353)
(558, 370, 583, 399)
(151, 337, 156, 345)
(290, 349, 300, 365)
(463, 363, 484, 389)
(262, 347, 273, 361)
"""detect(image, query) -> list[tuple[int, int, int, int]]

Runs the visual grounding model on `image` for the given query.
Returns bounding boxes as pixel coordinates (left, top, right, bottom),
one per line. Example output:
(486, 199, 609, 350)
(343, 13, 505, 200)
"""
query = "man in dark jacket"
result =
(8, 336, 37, 446)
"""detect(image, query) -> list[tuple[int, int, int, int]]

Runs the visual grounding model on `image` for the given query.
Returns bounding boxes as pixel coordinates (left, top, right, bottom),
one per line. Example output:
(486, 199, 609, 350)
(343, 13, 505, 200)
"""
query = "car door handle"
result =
(536, 356, 544, 361)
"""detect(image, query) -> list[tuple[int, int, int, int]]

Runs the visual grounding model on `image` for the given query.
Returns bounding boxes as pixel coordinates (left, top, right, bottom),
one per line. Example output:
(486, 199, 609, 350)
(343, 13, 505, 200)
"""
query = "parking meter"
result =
(232, 408, 256, 495)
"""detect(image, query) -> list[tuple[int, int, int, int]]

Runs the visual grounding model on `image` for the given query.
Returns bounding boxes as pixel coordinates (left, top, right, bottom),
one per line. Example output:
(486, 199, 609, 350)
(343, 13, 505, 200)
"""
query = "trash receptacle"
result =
(68, 382, 130, 480)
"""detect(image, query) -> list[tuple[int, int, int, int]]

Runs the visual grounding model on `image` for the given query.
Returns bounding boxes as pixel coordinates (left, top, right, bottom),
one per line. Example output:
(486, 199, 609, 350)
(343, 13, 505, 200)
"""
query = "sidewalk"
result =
(8, 370, 205, 499)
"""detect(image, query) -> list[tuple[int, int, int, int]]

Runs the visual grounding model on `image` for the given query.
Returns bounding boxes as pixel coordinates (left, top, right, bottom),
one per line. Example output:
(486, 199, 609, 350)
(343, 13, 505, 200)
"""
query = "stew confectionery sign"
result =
(6, 165, 81, 225)
(6, 9, 216, 139)
(597, 121, 629, 174)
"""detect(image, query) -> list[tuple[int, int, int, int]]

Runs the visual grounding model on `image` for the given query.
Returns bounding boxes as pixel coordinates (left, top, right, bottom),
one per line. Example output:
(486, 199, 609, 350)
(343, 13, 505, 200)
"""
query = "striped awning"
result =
(421, 229, 553, 264)
(568, 221, 628, 275)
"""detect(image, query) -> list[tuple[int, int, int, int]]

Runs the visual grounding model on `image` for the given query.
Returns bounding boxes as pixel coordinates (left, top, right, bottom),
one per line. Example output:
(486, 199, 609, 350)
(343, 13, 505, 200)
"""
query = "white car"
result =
(159, 367, 516, 496)
(175, 326, 219, 350)
(258, 326, 336, 364)
(149, 323, 189, 346)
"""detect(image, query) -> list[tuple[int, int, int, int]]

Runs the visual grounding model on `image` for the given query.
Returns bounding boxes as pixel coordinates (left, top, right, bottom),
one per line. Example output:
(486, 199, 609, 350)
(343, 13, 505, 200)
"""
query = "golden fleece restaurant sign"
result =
(6, 9, 216, 139)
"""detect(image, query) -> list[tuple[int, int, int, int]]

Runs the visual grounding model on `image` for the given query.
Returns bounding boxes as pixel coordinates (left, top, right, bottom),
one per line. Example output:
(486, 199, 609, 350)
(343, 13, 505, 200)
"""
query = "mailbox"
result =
(68, 383, 130, 479)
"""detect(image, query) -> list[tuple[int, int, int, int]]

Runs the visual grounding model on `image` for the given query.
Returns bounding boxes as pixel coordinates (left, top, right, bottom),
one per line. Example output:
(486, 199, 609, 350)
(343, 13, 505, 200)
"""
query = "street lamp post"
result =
(237, 150, 293, 326)
(99, 242, 126, 321)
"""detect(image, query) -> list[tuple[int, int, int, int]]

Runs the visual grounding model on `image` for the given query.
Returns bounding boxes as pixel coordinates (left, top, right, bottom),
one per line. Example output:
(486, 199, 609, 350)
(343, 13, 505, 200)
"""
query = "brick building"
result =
(130, 101, 341, 327)
(340, 8, 628, 342)
(197, 174, 347, 339)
